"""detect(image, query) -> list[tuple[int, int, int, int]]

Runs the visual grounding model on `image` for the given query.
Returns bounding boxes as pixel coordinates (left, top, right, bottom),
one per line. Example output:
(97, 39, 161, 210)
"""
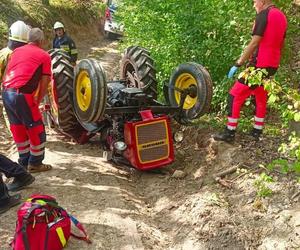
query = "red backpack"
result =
(11, 194, 91, 250)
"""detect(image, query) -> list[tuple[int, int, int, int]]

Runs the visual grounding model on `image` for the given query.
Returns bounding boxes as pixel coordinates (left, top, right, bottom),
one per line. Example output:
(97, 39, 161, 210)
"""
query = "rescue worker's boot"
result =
(7, 173, 35, 192)
(213, 127, 236, 143)
(0, 194, 21, 214)
(250, 128, 262, 141)
(0, 181, 21, 214)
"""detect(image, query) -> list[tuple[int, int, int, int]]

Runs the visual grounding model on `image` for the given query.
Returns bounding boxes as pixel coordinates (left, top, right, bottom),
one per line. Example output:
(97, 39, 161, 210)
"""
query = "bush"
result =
(119, 1, 253, 102)
(50, 0, 105, 23)
(119, 1, 298, 112)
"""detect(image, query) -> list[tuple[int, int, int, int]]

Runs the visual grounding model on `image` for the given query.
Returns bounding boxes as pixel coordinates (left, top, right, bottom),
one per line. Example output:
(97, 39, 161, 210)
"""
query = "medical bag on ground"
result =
(11, 194, 91, 250)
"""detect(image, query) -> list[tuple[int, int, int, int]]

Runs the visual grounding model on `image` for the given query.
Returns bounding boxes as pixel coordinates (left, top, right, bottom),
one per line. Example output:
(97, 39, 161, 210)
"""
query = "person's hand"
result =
(227, 66, 239, 79)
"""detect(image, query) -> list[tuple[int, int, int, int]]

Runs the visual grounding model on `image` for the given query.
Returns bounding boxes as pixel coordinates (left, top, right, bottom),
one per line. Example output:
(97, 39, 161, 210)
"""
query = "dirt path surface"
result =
(0, 38, 300, 250)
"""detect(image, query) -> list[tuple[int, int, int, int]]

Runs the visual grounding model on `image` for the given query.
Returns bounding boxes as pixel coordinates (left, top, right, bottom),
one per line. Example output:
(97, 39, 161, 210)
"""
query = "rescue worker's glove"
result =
(227, 65, 239, 79)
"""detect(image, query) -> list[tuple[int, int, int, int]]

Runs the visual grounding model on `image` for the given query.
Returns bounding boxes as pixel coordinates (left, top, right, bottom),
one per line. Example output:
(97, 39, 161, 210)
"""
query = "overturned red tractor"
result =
(45, 46, 213, 170)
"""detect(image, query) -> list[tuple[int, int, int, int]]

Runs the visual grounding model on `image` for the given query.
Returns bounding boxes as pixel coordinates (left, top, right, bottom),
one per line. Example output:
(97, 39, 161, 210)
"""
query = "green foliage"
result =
(119, 1, 299, 180)
(119, 0, 254, 103)
(267, 158, 300, 177)
(50, 0, 104, 24)
(246, 68, 300, 176)
(279, 132, 300, 162)
(0, 0, 27, 45)
(247, 68, 299, 118)
(119, 0, 298, 112)
(254, 172, 274, 198)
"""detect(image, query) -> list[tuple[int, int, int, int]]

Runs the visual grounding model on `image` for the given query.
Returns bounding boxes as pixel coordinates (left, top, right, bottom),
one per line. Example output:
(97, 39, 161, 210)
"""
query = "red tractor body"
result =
(123, 110, 174, 170)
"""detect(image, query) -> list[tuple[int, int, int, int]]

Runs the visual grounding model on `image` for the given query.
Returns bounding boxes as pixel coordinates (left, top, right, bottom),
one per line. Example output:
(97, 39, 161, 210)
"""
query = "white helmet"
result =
(9, 20, 31, 43)
(53, 22, 65, 30)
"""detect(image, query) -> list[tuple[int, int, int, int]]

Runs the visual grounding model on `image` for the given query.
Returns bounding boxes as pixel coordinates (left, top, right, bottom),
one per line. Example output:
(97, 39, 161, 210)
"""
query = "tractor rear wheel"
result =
(120, 46, 158, 98)
(47, 50, 80, 132)
(73, 59, 107, 123)
(168, 62, 213, 123)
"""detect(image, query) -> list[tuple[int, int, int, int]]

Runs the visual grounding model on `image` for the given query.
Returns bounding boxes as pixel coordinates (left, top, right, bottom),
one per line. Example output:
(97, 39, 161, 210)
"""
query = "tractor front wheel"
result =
(73, 59, 107, 123)
(168, 63, 213, 123)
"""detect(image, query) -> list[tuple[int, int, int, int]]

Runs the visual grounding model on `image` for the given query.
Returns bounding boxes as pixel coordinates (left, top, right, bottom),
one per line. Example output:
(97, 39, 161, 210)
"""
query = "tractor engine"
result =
(106, 82, 156, 108)
(107, 82, 141, 107)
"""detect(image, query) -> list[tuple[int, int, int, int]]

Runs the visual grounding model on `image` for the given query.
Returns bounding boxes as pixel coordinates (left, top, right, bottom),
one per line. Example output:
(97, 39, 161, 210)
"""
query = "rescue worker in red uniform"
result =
(0, 21, 31, 128)
(213, 0, 287, 142)
(2, 28, 52, 173)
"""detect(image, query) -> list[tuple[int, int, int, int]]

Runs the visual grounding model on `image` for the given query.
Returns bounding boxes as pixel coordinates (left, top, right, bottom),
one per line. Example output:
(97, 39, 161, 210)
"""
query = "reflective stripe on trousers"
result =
(227, 80, 268, 130)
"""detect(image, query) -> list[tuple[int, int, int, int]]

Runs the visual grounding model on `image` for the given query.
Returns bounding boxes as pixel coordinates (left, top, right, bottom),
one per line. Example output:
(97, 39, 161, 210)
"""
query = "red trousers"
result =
(2, 90, 46, 167)
(227, 81, 267, 130)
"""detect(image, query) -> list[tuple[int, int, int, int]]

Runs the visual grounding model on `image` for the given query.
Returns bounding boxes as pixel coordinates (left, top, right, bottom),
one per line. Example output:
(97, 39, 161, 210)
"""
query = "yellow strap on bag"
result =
(70, 49, 78, 55)
(56, 227, 67, 247)
(26, 198, 47, 205)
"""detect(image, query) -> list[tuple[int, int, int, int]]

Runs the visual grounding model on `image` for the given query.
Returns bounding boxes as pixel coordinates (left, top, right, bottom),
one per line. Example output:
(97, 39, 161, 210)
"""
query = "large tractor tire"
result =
(47, 50, 81, 132)
(120, 46, 158, 98)
(168, 62, 213, 123)
(73, 59, 107, 123)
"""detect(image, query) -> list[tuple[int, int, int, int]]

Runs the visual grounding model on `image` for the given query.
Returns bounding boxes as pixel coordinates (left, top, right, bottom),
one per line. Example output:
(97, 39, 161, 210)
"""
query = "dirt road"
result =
(0, 39, 299, 250)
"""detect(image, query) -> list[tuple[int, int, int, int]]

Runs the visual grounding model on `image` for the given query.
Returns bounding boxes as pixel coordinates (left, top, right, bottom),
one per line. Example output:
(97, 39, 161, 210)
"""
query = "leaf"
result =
(268, 94, 277, 104)
(280, 164, 290, 174)
(294, 112, 300, 122)
(292, 162, 300, 173)
(266, 163, 275, 171)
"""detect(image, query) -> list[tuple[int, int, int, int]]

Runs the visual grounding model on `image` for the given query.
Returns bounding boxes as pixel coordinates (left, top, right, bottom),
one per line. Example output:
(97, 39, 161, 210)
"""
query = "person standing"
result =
(2, 28, 52, 173)
(0, 20, 31, 82)
(0, 21, 34, 214)
(0, 154, 35, 214)
(213, 0, 288, 142)
(0, 21, 31, 128)
(52, 21, 78, 64)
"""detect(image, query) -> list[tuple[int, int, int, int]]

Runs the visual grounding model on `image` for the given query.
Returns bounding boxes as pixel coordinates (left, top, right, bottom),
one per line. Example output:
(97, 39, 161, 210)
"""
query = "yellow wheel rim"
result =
(174, 73, 198, 109)
(76, 70, 92, 112)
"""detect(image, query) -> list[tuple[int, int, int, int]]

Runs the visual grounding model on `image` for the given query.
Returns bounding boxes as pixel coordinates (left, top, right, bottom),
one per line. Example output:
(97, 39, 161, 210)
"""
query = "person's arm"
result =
(236, 9, 268, 66)
(236, 35, 262, 66)
(68, 37, 78, 64)
(35, 53, 52, 104)
(35, 75, 50, 104)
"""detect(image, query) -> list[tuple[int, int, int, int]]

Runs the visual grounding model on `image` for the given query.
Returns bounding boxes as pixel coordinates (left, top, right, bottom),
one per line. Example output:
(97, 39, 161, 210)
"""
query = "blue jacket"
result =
(53, 33, 78, 63)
